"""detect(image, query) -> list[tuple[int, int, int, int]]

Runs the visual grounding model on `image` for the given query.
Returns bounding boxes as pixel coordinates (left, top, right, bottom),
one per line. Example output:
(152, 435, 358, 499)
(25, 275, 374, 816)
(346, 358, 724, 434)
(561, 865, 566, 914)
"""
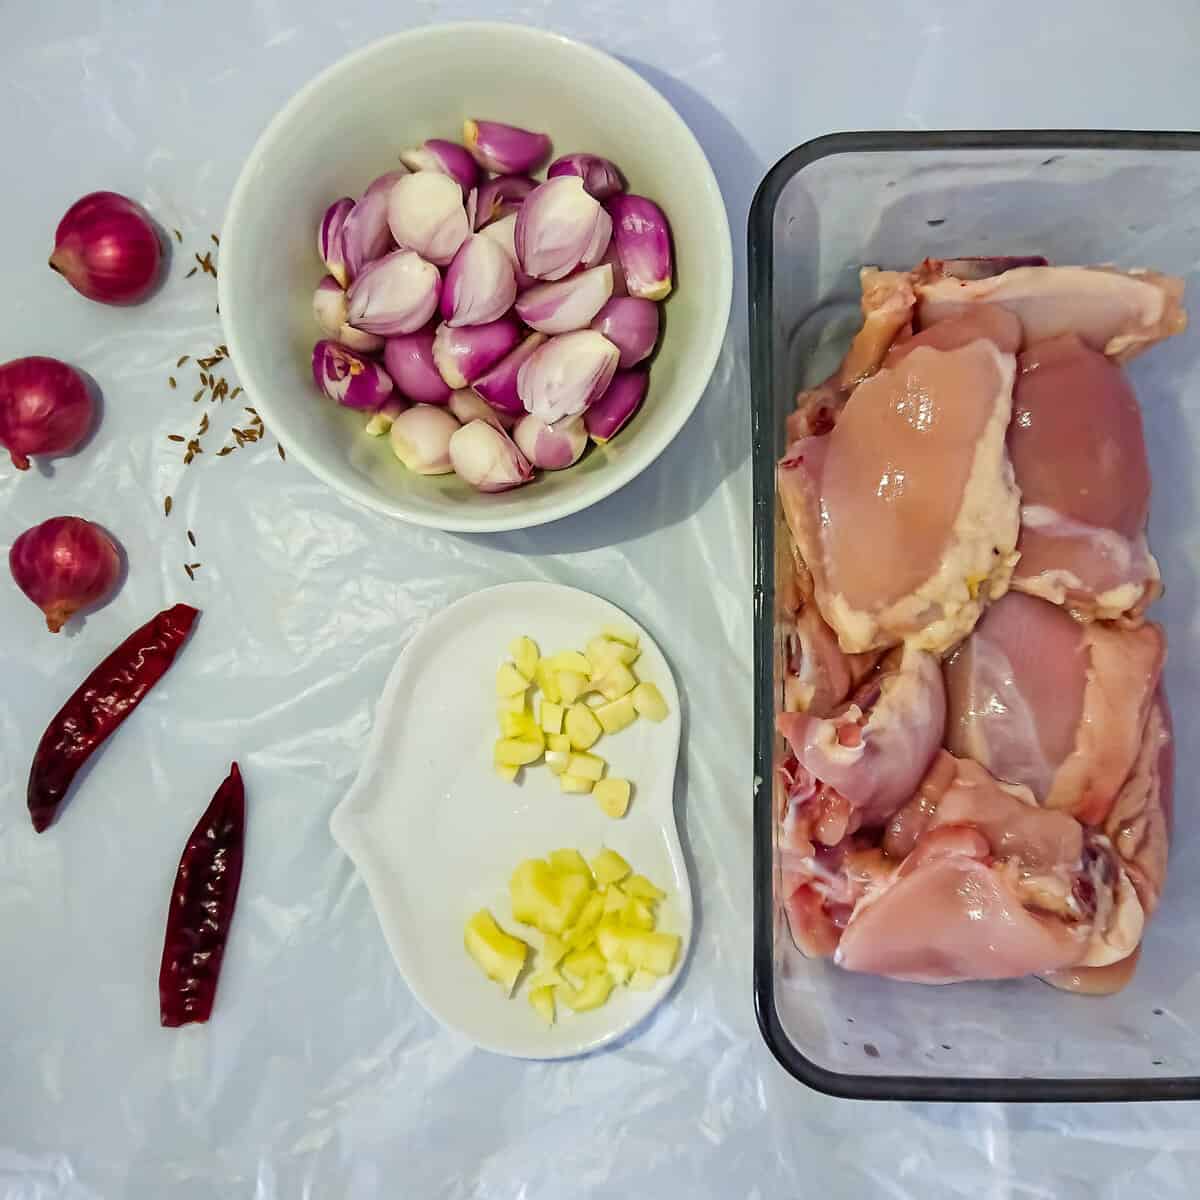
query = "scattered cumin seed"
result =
(277, 443, 286, 461)
(189, 562, 202, 571)
(185, 266, 198, 278)
(187, 530, 196, 547)
(168, 376, 176, 389)
(198, 412, 210, 434)
(230, 386, 242, 400)
(217, 445, 234, 456)
(173, 228, 183, 243)
(192, 390, 205, 404)
(211, 233, 220, 245)
(184, 563, 195, 580)
(164, 496, 173, 516)
(177, 355, 190, 367)
(167, 434, 186, 443)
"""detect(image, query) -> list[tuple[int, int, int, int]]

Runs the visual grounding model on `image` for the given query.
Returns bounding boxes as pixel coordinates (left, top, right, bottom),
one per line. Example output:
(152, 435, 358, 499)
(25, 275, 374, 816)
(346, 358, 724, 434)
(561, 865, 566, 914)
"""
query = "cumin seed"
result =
(184, 564, 195, 580)
(173, 228, 183, 243)
(167, 434, 186, 443)
(164, 496, 173, 516)
(177, 355, 190, 367)
(187, 530, 196, 547)
(185, 267, 198, 278)
(277, 443, 286, 461)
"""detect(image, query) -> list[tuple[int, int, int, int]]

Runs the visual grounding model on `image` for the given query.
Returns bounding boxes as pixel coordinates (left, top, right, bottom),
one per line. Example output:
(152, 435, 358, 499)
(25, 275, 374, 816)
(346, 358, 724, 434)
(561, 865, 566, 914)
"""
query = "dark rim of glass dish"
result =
(749, 129, 1200, 1103)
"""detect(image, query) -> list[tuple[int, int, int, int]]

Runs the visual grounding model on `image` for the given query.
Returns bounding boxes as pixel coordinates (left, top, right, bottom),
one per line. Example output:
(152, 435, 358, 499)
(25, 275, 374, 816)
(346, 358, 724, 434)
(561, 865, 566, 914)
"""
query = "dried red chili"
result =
(26, 603, 200, 832)
(159, 762, 246, 1027)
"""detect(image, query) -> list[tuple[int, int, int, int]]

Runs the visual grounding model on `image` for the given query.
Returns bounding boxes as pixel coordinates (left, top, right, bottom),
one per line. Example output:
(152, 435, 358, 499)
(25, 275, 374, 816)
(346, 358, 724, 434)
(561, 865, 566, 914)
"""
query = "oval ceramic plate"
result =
(331, 582, 691, 1058)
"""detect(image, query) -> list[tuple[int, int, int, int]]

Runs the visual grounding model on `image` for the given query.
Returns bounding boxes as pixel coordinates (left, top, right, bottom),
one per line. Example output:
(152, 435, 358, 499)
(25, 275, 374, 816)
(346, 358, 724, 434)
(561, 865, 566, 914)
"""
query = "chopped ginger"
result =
(557, 670, 590, 705)
(529, 985, 556, 1025)
(567, 752, 606, 782)
(595, 694, 637, 735)
(510, 636, 540, 681)
(465, 910, 529, 994)
(594, 778, 631, 818)
(590, 849, 631, 886)
(496, 662, 529, 697)
(564, 704, 602, 750)
(468, 849, 680, 1024)
(539, 700, 564, 734)
(631, 682, 669, 722)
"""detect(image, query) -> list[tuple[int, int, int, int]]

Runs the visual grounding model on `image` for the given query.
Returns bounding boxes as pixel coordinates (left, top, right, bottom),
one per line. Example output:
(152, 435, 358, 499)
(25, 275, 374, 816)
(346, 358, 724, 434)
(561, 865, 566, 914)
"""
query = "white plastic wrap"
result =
(3, 1, 1200, 1196)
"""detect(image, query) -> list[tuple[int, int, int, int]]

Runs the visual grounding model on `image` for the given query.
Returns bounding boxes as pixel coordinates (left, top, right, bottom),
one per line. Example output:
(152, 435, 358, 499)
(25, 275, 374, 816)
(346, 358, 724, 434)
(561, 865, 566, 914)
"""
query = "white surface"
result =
(330, 582, 689, 1058)
(219, 23, 733, 532)
(3, 2, 1200, 1198)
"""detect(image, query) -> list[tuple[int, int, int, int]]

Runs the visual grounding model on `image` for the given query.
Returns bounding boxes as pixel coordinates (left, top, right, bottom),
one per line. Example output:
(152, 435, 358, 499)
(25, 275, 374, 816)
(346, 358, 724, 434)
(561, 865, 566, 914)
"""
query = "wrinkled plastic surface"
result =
(3, 1, 1200, 1197)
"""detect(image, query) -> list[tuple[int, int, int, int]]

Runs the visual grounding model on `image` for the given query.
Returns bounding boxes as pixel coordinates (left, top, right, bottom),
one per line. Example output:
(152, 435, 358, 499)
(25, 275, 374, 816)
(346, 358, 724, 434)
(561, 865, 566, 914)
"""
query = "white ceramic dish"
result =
(218, 22, 732, 533)
(330, 582, 691, 1058)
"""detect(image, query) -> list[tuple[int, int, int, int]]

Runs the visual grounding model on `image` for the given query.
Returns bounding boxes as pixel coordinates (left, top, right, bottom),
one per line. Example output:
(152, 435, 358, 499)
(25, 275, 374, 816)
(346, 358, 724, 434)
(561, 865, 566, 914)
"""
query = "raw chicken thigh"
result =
(915, 264, 1186, 361)
(1007, 334, 1160, 620)
(778, 310, 1020, 656)
(943, 592, 1164, 825)
(773, 254, 1183, 994)
(836, 754, 1144, 984)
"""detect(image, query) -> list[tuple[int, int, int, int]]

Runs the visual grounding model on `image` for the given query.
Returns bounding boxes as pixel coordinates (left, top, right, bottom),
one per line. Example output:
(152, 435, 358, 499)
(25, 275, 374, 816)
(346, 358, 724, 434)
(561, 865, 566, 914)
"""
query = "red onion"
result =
(390, 405, 459, 474)
(474, 175, 537, 229)
(318, 198, 354, 286)
(441, 235, 517, 327)
(400, 139, 479, 194)
(448, 420, 533, 492)
(517, 265, 614, 334)
(383, 330, 452, 405)
(471, 332, 547, 416)
(386, 173, 469, 267)
(0, 356, 95, 471)
(516, 178, 611, 281)
(9, 516, 122, 632)
(517, 330, 619, 423)
(590, 297, 660, 368)
(478, 214, 536, 289)
(463, 120, 551, 176)
(49, 191, 162, 306)
(342, 171, 406, 281)
(606, 194, 674, 301)
(513, 413, 588, 470)
(312, 341, 394, 410)
(585, 369, 648, 442)
(547, 154, 626, 201)
(346, 249, 441, 336)
(449, 388, 510, 430)
(432, 317, 522, 390)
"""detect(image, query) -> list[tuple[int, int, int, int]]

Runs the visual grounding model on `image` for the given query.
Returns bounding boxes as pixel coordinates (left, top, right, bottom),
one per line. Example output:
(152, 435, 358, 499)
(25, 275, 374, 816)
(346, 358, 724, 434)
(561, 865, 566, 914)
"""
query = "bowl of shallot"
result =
(218, 22, 732, 533)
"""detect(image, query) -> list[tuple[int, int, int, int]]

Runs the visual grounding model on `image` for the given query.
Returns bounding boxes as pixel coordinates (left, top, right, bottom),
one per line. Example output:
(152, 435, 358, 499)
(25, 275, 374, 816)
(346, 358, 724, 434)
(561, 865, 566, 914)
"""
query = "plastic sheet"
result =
(3, 1, 1200, 1197)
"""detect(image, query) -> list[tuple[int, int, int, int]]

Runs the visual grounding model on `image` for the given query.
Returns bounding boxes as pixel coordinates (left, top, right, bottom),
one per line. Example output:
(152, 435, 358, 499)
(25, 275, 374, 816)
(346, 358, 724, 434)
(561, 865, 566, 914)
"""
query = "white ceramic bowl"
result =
(219, 22, 732, 533)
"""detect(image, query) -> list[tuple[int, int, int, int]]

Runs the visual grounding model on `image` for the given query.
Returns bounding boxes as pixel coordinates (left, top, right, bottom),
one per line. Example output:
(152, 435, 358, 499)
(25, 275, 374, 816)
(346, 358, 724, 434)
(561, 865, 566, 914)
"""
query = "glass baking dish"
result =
(749, 130, 1200, 1102)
